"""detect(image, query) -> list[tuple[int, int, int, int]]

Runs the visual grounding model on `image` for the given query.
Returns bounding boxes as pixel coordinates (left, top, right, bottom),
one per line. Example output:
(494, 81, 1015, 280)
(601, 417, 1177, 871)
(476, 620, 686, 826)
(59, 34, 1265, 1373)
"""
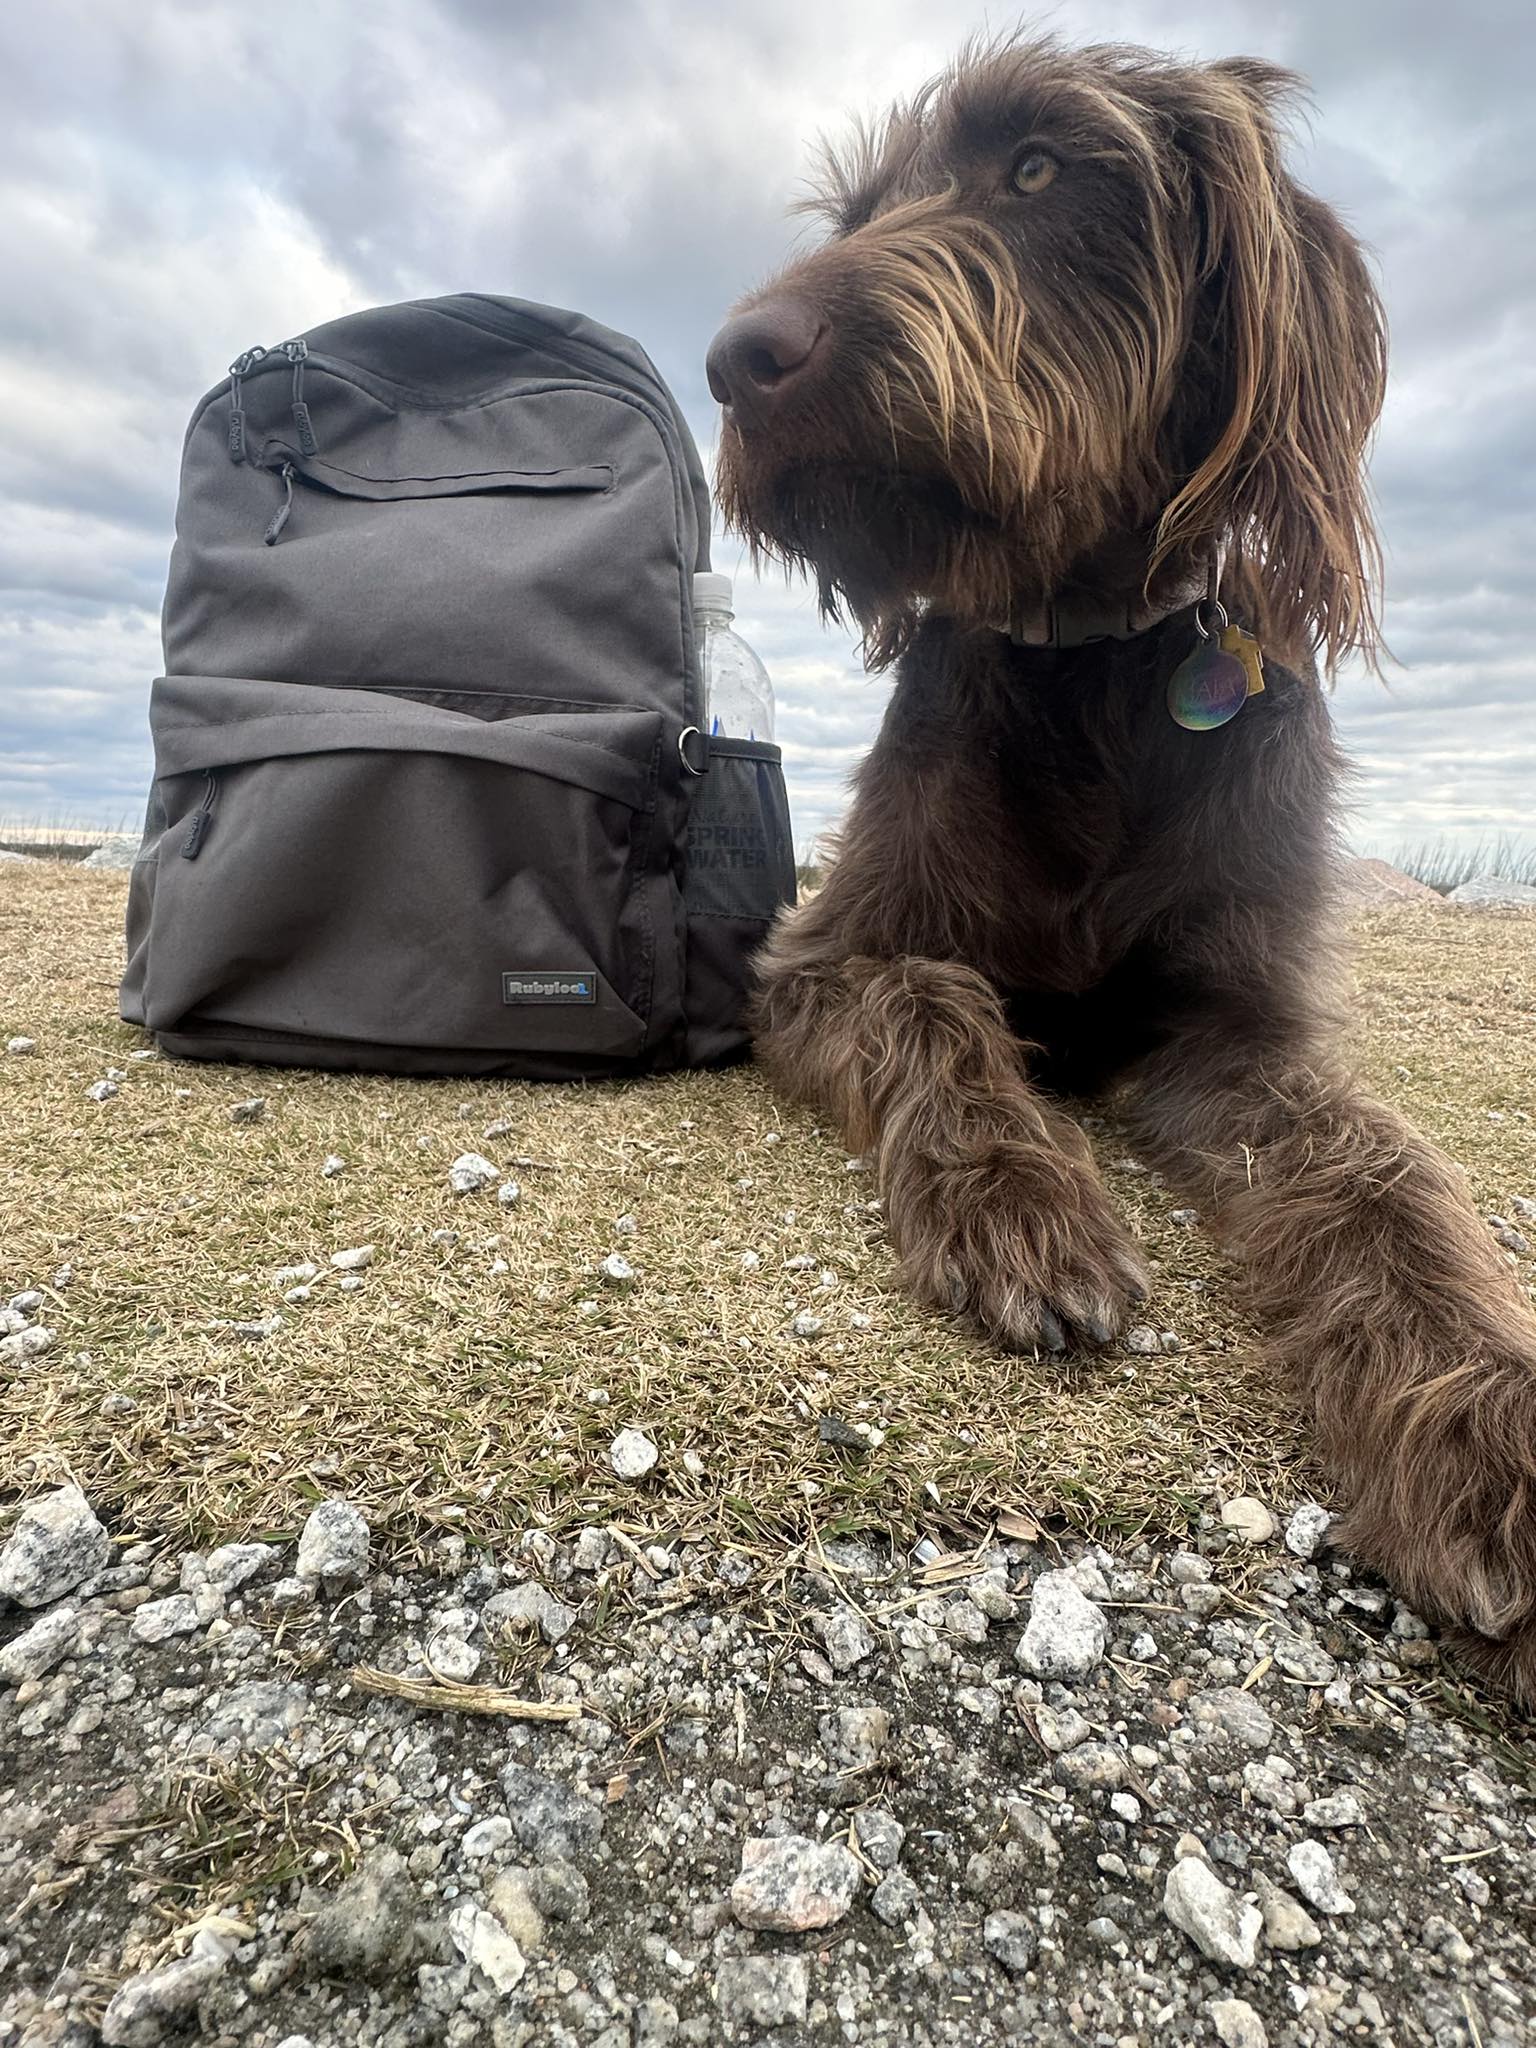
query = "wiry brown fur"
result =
(709, 35, 1536, 1702)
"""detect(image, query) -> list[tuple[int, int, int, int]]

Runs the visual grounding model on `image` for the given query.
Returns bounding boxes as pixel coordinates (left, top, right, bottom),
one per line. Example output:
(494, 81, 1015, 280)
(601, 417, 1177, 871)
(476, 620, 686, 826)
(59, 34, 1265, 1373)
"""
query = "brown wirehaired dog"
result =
(706, 35, 1536, 1700)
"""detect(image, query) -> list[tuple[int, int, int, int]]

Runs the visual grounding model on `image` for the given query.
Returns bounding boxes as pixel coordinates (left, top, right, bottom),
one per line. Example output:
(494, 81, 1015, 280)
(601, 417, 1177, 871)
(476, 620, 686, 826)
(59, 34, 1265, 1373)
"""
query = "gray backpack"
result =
(120, 294, 794, 1077)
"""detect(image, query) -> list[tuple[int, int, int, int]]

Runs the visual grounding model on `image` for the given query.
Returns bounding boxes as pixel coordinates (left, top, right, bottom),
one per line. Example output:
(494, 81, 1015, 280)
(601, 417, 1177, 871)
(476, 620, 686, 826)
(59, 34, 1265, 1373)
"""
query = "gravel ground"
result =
(4, 1483, 1533, 2048)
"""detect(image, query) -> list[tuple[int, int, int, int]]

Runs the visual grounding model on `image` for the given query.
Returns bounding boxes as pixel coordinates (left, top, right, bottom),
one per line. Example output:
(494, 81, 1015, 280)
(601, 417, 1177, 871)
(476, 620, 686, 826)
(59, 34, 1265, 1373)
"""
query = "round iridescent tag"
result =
(1167, 643, 1249, 731)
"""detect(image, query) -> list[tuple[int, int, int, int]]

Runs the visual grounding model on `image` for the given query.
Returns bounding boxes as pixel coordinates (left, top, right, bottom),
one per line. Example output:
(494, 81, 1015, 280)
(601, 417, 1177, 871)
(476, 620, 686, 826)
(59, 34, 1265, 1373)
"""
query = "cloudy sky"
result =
(1, 0, 1531, 857)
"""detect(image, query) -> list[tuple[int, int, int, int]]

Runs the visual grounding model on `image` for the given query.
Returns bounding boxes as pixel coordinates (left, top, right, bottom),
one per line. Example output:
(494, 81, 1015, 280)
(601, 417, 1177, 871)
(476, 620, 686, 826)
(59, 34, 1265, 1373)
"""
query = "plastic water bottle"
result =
(694, 572, 774, 741)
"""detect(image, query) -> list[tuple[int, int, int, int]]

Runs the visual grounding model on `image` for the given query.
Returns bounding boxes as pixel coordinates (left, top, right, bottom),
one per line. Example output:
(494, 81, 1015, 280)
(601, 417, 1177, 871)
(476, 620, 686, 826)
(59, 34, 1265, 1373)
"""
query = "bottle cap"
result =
(693, 571, 734, 611)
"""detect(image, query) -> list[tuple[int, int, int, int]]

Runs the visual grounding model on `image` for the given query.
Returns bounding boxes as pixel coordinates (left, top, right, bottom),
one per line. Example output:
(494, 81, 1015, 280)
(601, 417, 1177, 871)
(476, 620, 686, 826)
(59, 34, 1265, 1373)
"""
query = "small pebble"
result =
(610, 1428, 658, 1480)
(1285, 1502, 1334, 1559)
(449, 1152, 499, 1195)
(1220, 1497, 1276, 1543)
(1287, 1838, 1355, 1915)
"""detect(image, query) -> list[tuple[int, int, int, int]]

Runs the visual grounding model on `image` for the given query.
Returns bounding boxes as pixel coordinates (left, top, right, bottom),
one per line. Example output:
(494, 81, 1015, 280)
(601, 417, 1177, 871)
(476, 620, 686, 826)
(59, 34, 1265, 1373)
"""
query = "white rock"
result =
(1015, 1568, 1108, 1679)
(0, 1606, 80, 1685)
(497, 1180, 522, 1208)
(1190, 1687, 1274, 1749)
(816, 1604, 877, 1671)
(1254, 1873, 1321, 1950)
(101, 1956, 225, 2046)
(81, 838, 140, 869)
(791, 1310, 823, 1337)
(1162, 1855, 1262, 1968)
(1209, 1996, 1269, 2048)
(84, 1078, 119, 1101)
(274, 1262, 319, 1286)
(1285, 1502, 1334, 1559)
(449, 1152, 499, 1195)
(199, 1543, 275, 1594)
(1447, 875, 1536, 906)
(0, 1486, 113, 1607)
(132, 1594, 202, 1644)
(0, 1325, 55, 1366)
(321, 1154, 346, 1177)
(231, 1315, 282, 1340)
(1220, 1497, 1276, 1543)
(229, 1097, 267, 1123)
(1302, 1791, 1365, 1828)
(428, 1635, 481, 1682)
(337, 1275, 364, 1293)
(610, 1428, 658, 1480)
(1126, 1326, 1161, 1355)
(296, 1500, 371, 1586)
(715, 1955, 809, 2028)
(1287, 1839, 1355, 1914)
(8, 1290, 44, 1314)
(449, 1901, 526, 1993)
(329, 1244, 374, 1271)
(1033, 1704, 1091, 1753)
(730, 1833, 860, 1931)
(6, 1036, 36, 1055)
(461, 1816, 514, 1859)
(601, 1252, 635, 1285)
(483, 1582, 578, 1644)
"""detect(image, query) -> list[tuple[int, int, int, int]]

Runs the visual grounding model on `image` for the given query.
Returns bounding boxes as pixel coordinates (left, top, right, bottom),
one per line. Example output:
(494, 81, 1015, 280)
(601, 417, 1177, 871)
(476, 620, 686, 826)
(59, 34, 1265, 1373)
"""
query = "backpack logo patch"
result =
(501, 972, 598, 1006)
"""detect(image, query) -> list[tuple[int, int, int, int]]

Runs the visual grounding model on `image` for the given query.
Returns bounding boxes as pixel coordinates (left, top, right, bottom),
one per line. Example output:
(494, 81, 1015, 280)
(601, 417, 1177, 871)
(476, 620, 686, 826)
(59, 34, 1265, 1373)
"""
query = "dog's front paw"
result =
(1317, 1326, 1536, 1709)
(886, 1147, 1148, 1354)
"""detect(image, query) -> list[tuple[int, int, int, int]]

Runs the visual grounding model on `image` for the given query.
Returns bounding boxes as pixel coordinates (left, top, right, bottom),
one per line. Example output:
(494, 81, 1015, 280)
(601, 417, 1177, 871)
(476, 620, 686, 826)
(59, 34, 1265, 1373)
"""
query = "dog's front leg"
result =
(1127, 1025, 1536, 1701)
(752, 924, 1148, 1353)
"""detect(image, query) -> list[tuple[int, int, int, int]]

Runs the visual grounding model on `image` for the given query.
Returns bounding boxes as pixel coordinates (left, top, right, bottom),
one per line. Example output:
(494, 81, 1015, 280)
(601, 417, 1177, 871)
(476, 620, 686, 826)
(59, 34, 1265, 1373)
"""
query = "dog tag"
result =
(1167, 642, 1250, 730)
(1220, 623, 1266, 697)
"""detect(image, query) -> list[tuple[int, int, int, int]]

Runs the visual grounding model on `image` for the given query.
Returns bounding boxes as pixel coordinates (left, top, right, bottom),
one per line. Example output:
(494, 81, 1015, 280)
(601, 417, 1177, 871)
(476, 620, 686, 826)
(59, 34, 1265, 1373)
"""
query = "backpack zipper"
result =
(263, 462, 296, 545)
(283, 339, 318, 454)
(227, 337, 319, 464)
(182, 771, 220, 859)
(226, 346, 269, 463)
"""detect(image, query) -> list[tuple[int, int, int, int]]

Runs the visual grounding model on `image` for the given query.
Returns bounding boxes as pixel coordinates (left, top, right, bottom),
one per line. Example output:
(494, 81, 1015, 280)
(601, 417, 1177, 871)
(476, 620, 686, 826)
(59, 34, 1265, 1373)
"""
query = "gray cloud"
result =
(0, 0, 1531, 862)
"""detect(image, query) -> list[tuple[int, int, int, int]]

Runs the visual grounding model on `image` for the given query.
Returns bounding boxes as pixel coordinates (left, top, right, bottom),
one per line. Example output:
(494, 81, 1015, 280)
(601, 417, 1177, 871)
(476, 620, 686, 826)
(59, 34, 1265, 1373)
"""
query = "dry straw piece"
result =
(347, 1665, 580, 1722)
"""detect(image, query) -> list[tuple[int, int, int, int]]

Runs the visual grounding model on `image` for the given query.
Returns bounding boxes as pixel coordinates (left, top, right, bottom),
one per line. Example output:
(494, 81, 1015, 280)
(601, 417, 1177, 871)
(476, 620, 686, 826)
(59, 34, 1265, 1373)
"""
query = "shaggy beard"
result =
(715, 443, 1075, 667)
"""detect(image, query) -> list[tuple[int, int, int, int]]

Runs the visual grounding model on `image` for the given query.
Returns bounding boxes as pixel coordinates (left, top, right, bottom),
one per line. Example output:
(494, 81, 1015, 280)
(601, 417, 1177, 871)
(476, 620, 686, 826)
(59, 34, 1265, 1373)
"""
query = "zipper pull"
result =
(227, 344, 269, 464)
(263, 462, 296, 546)
(283, 339, 318, 454)
(182, 771, 220, 859)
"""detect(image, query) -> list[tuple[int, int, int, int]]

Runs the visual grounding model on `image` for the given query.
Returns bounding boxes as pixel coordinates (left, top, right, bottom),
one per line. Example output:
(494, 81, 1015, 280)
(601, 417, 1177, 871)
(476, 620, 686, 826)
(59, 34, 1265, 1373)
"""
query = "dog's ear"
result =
(1157, 61, 1387, 673)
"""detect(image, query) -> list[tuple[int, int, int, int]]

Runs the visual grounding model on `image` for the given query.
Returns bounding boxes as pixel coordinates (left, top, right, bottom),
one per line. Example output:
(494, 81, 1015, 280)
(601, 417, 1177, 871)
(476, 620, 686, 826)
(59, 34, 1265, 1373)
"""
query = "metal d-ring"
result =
(1192, 596, 1229, 641)
(678, 725, 707, 777)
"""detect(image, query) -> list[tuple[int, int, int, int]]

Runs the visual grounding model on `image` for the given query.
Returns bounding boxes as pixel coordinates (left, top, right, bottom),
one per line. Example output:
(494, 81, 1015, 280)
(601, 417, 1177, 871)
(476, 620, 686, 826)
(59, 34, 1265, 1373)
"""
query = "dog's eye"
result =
(1009, 148, 1059, 196)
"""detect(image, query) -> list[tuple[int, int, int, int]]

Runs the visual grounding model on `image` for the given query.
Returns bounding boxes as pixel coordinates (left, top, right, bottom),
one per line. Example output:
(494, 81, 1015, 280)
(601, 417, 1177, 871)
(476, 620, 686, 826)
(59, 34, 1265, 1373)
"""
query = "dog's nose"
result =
(706, 300, 827, 423)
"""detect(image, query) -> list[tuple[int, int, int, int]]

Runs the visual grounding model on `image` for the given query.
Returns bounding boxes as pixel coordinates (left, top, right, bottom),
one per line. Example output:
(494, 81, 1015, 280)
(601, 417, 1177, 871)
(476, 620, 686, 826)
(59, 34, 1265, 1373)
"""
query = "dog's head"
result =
(708, 36, 1386, 670)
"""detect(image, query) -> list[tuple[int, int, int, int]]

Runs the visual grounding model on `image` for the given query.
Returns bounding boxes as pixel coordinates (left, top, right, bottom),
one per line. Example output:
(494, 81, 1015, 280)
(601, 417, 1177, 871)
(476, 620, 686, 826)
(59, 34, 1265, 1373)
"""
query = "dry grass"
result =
(2, 866, 1532, 1559)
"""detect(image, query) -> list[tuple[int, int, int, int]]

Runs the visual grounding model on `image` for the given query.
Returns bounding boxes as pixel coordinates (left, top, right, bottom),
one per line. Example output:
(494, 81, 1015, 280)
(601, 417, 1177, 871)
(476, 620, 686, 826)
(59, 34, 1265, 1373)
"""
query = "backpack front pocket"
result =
(130, 677, 684, 1064)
